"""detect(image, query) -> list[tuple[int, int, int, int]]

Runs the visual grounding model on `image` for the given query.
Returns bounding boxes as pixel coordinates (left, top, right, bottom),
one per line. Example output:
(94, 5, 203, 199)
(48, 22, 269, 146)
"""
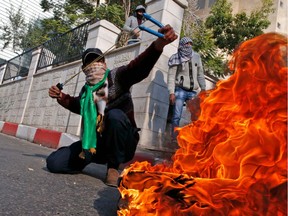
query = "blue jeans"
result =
(171, 87, 197, 139)
(127, 39, 140, 45)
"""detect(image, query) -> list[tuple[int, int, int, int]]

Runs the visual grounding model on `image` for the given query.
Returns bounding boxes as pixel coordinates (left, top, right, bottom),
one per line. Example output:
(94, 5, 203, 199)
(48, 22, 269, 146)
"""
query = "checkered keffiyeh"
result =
(168, 37, 194, 68)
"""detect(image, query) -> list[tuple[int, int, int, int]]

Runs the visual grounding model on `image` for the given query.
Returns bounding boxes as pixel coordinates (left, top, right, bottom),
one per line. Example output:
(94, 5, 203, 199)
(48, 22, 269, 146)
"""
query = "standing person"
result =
(122, 5, 146, 45)
(46, 25, 178, 187)
(167, 37, 206, 141)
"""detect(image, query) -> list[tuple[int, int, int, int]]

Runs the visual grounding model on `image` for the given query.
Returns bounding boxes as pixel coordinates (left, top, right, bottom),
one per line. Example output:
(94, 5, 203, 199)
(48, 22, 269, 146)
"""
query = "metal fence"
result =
(2, 49, 34, 82)
(37, 21, 91, 70)
(2, 20, 91, 83)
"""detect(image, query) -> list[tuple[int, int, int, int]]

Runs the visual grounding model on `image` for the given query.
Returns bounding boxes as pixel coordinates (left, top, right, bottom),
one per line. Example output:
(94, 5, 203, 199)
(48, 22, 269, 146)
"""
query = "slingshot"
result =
(56, 13, 165, 90)
(139, 13, 164, 38)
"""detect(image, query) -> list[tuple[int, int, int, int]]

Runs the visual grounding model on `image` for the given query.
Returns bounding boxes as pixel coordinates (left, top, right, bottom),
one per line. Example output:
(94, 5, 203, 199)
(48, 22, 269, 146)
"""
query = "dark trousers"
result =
(46, 109, 139, 173)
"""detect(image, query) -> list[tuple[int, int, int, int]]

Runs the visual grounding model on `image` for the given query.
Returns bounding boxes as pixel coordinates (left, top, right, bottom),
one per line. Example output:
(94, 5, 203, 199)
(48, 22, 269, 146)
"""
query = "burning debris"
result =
(118, 33, 288, 216)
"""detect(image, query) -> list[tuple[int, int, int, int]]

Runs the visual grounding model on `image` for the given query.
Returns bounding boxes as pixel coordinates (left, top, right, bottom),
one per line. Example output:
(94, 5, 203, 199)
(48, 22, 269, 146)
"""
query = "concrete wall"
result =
(0, 0, 216, 152)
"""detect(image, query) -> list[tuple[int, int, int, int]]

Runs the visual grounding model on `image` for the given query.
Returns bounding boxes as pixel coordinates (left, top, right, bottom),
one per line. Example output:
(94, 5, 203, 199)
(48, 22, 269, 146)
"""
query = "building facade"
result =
(0, 0, 52, 63)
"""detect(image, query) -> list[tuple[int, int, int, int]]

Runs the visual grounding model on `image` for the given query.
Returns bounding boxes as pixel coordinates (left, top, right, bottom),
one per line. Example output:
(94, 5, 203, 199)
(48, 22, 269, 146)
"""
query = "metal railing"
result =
(37, 21, 91, 70)
(2, 49, 34, 82)
(1, 20, 92, 83)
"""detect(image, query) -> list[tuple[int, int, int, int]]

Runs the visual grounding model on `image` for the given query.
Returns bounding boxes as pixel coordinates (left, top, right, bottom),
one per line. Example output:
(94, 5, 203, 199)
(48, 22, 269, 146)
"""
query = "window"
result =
(198, 0, 206, 9)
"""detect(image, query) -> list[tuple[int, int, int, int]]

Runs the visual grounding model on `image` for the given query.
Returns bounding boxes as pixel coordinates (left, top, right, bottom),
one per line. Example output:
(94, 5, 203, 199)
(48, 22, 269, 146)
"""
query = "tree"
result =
(181, 0, 200, 38)
(0, 4, 27, 53)
(109, 0, 145, 19)
(94, 4, 126, 28)
(205, 0, 275, 54)
(38, 0, 145, 48)
(0, 0, 146, 52)
(40, 0, 95, 27)
(39, 0, 145, 29)
(182, 0, 226, 78)
(39, 0, 133, 34)
(183, 0, 274, 77)
(20, 19, 51, 50)
(190, 21, 226, 78)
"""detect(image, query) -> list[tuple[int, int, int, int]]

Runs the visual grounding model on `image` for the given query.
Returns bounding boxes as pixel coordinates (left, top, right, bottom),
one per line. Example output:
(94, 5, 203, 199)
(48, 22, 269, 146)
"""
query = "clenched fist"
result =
(49, 86, 62, 99)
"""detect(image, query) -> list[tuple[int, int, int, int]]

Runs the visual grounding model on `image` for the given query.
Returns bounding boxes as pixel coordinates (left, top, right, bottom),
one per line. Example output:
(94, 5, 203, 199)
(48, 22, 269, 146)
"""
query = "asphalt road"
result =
(0, 133, 120, 216)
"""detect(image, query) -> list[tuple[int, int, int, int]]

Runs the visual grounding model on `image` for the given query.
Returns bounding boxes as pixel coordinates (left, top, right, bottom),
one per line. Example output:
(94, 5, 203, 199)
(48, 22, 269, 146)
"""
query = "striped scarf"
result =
(168, 37, 194, 69)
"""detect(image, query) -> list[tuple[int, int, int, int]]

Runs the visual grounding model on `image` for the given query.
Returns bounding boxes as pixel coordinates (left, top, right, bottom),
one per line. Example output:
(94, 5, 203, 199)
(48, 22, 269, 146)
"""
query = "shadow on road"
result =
(94, 187, 120, 216)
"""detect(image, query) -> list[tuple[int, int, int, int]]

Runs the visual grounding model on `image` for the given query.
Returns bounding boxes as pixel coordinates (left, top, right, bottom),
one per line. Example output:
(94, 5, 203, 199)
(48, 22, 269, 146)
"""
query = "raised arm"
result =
(117, 24, 178, 88)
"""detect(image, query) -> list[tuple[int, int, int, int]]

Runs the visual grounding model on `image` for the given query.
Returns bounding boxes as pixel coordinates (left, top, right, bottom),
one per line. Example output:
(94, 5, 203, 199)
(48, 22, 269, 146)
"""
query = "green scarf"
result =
(80, 69, 110, 152)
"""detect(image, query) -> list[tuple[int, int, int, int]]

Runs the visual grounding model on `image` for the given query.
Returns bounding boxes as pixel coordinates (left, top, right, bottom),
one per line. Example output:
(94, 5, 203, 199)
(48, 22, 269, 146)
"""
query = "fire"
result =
(118, 33, 288, 216)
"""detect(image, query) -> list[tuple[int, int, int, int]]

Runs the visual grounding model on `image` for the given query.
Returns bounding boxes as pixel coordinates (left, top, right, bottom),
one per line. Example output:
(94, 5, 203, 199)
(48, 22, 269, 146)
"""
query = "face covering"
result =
(168, 37, 194, 68)
(83, 62, 107, 85)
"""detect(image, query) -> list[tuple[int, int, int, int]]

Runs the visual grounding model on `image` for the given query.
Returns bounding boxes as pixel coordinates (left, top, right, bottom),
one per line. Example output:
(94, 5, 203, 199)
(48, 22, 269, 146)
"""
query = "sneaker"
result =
(105, 168, 120, 187)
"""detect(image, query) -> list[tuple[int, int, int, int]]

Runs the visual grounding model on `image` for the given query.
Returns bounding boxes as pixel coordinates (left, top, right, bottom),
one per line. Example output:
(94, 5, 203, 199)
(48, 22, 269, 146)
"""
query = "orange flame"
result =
(118, 33, 288, 216)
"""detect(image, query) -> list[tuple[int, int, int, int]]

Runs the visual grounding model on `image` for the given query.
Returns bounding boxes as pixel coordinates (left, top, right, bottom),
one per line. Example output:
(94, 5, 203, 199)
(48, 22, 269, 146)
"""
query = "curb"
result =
(0, 121, 78, 148)
(0, 121, 155, 168)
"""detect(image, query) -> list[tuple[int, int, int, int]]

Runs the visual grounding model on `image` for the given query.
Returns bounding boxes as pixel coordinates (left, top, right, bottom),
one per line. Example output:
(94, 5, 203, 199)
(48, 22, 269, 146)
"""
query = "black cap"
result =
(82, 48, 104, 66)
